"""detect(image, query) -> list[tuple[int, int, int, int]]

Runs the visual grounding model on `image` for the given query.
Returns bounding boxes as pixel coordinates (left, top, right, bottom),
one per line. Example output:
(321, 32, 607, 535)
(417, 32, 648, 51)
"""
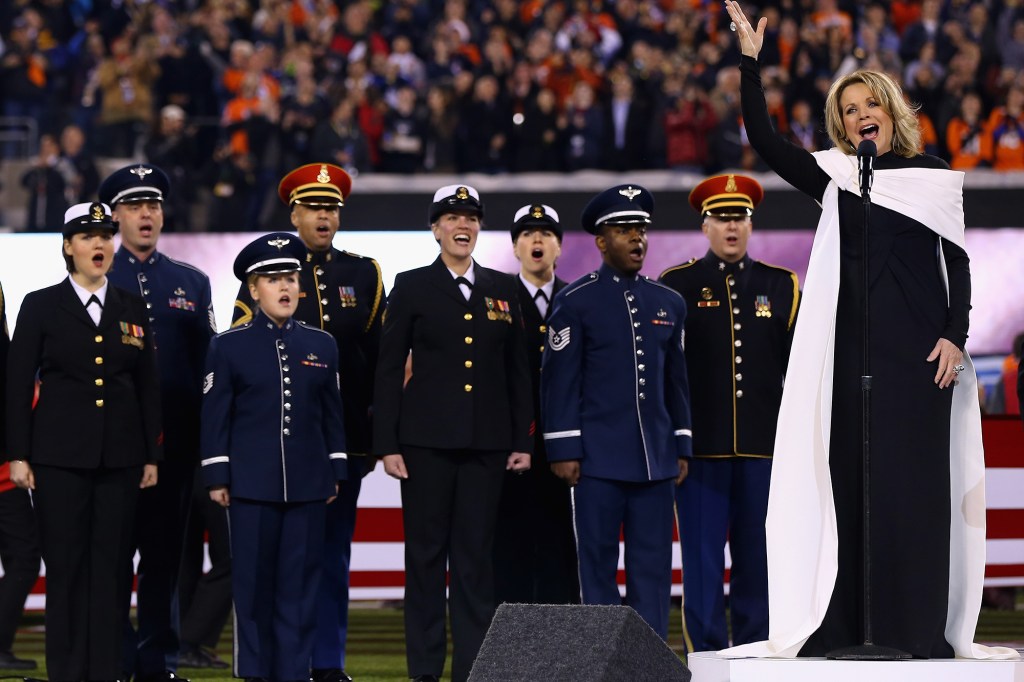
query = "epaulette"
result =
(658, 258, 698, 279)
(563, 271, 600, 297)
(295, 319, 336, 340)
(215, 323, 250, 339)
(163, 255, 212, 281)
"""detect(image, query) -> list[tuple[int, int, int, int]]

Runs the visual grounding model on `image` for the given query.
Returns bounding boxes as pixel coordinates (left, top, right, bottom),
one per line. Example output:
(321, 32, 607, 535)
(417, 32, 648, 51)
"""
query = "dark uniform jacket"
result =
(200, 313, 348, 503)
(659, 251, 799, 458)
(233, 247, 384, 456)
(517, 275, 567, 466)
(6, 279, 162, 468)
(108, 248, 216, 463)
(373, 257, 533, 456)
(541, 264, 692, 482)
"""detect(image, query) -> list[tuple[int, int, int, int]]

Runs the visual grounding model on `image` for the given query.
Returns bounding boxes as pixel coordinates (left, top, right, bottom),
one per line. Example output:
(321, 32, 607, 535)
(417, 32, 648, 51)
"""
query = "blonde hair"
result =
(824, 70, 921, 158)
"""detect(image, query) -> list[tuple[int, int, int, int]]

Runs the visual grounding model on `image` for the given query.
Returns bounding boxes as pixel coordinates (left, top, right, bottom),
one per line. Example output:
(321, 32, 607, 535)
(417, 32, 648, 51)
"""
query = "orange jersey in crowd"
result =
(983, 107, 1024, 171)
(946, 117, 987, 169)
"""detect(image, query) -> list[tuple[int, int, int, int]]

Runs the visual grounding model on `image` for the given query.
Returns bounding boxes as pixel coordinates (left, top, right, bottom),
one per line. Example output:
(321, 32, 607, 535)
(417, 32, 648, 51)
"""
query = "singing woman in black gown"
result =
(722, 0, 983, 659)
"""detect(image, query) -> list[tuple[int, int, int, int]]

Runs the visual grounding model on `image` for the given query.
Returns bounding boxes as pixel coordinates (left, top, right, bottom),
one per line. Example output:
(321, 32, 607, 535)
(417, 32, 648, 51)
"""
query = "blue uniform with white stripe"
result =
(200, 312, 347, 680)
(541, 263, 692, 637)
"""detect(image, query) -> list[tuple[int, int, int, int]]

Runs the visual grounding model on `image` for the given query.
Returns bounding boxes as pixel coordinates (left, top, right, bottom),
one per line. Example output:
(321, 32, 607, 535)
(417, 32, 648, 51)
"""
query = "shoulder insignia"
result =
(203, 372, 214, 394)
(548, 326, 571, 351)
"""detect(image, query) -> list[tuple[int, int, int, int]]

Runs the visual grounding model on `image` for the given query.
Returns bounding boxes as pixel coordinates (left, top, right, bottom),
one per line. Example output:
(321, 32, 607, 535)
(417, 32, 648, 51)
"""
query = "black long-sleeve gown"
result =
(740, 56, 971, 658)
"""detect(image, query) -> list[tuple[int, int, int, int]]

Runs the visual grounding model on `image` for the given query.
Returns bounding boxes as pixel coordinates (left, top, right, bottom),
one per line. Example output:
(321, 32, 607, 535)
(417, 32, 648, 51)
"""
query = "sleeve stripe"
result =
(674, 429, 693, 437)
(543, 429, 582, 440)
(329, 452, 348, 460)
(201, 456, 230, 466)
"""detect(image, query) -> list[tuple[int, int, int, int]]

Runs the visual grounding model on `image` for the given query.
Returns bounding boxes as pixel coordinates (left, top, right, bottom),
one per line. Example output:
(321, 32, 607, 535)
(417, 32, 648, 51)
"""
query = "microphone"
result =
(857, 139, 877, 200)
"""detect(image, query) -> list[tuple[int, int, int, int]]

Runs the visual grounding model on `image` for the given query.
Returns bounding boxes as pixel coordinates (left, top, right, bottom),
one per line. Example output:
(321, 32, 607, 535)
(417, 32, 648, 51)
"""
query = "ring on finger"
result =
(953, 363, 966, 374)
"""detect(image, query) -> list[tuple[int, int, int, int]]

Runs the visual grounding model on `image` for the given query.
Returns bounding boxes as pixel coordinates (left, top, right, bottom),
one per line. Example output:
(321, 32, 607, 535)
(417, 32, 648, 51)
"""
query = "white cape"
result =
(722, 149, 1018, 660)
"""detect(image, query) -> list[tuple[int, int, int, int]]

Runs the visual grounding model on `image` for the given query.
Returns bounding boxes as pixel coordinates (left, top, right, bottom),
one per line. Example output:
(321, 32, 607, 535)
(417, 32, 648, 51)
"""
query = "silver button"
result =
(736, 356, 743, 364)
(736, 390, 744, 398)
(627, 295, 634, 302)
(143, 289, 150, 295)
(321, 299, 328, 305)
(316, 268, 324, 276)
(638, 364, 645, 371)
(284, 416, 291, 423)
(635, 335, 642, 342)
(146, 303, 152, 309)
(283, 365, 290, 372)
(281, 354, 288, 361)
(284, 377, 291, 384)
(140, 275, 148, 282)
(283, 428, 291, 436)
(734, 323, 741, 330)
(284, 402, 292, 410)
(639, 378, 646, 386)
(630, 308, 638, 314)
(318, 283, 326, 290)
(731, 293, 738, 300)
(727, 278, 735, 286)
(634, 322, 640, 328)
(639, 392, 646, 400)
(284, 390, 292, 397)
(277, 341, 285, 349)
(637, 349, 644, 356)
(323, 314, 331, 322)
(735, 340, 742, 347)
(736, 373, 743, 381)
(733, 307, 740, 314)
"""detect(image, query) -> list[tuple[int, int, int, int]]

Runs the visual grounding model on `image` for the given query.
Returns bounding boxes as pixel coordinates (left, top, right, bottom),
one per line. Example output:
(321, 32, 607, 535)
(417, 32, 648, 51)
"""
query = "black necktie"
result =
(534, 289, 548, 317)
(455, 276, 473, 289)
(87, 294, 103, 309)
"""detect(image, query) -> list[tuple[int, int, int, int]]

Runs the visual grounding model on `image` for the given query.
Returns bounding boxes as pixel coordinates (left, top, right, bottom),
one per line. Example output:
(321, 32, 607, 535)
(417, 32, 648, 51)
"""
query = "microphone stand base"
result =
(825, 643, 913, 660)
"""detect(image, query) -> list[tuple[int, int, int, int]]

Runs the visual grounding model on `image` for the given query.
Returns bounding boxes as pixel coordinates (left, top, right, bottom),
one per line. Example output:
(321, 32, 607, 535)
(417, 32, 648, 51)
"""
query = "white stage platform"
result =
(687, 651, 1024, 682)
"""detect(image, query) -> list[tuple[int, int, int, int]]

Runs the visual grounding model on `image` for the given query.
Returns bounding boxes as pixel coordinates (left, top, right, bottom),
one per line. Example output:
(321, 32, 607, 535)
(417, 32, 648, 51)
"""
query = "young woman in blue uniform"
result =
(7, 202, 162, 681)
(201, 232, 348, 681)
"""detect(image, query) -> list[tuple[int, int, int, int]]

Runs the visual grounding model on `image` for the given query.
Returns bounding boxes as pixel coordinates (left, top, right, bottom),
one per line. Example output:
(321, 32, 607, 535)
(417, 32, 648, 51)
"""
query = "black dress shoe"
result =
(179, 646, 230, 670)
(0, 650, 36, 670)
(312, 669, 353, 682)
(411, 676, 439, 682)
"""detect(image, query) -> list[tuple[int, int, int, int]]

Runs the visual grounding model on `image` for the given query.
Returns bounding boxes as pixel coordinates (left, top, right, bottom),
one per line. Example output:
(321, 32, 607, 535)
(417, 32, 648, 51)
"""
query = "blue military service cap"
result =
(233, 232, 307, 282)
(581, 184, 654, 235)
(429, 184, 483, 224)
(511, 203, 562, 242)
(98, 163, 171, 206)
(63, 201, 117, 237)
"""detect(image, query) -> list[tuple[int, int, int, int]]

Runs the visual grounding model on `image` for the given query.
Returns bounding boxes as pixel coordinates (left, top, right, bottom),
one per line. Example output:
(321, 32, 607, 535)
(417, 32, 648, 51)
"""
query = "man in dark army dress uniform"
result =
(232, 163, 384, 682)
(541, 184, 692, 640)
(494, 204, 579, 606)
(659, 174, 800, 653)
(100, 163, 215, 682)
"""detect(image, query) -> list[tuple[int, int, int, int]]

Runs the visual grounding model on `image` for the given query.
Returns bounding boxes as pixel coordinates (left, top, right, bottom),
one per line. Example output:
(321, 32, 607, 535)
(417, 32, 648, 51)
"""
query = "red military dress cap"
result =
(278, 163, 352, 207)
(689, 174, 764, 217)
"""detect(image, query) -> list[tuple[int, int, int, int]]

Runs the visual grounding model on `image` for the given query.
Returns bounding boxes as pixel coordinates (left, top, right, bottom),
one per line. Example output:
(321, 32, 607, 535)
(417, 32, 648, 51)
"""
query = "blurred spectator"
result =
(603, 73, 651, 170)
(900, 0, 951, 65)
(946, 91, 988, 169)
(59, 123, 99, 204)
(388, 34, 427, 92)
(456, 73, 511, 173)
(786, 98, 827, 153)
(328, 1, 388, 65)
(1, 16, 50, 157)
(917, 109, 940, 156)
(279, 70, 329, 168)
(857, 3, 901, 63)
(563, 80, 604, 171)
(311, 96, 372, 176)
(379, 85, 426, 173)
(962, 3, 1001, 83)
(999, 14, 1024, 74)
(554, 0, 623, 66)
(983, 84, 1024, 171)
(206, 147, 256, 231)
(423, 84, 459, 173)
(512, 86, 563, 172)
(144, 105, 198, 231)
(19, 134, 68, 232)
(67, 23, 108, 146)
(662, 76, 716, 172)
(95, 33, 160, 157)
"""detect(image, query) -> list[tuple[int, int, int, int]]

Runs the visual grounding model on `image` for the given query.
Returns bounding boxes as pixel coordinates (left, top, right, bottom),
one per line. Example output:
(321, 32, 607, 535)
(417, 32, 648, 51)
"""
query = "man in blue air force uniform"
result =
(202, 233, 348, 681)
(100, 163, 215, 682)
(231, 163, 384, 682)
(659, 174, 799, 652)
(541, 184, 693, 639)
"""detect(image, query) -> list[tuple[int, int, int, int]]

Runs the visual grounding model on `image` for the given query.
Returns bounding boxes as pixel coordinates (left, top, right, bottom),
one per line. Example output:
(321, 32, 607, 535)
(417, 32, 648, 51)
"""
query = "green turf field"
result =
(7, 603, 1023, 681)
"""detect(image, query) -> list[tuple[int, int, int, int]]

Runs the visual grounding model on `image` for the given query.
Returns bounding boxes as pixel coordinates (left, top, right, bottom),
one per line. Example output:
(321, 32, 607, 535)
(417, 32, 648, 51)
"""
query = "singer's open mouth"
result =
(859, 124, 879, 139)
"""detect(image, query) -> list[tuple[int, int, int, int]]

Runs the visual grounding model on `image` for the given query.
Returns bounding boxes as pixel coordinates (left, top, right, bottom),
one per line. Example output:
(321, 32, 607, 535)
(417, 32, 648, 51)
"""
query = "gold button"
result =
(539, 345, 545, 352)
(95, 378, 104, 387)
(464, 313, 473, 321)
(96, 399, 104, 407)
(465, 360, 473, 368)
(540, 325, 547, 333)
(464, 384, 473, 392)
(465, 336, 473, 344)
(94, 335, 103, 343)
(95, 357, 104, 365)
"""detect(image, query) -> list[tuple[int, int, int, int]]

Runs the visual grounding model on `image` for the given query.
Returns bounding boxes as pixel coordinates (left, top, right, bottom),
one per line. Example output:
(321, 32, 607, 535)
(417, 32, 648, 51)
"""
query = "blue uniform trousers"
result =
(311, 457, 365, 669)
(572, 476, 675, 639)
(677, 457, 771, 652)
(230, 498, 326, 681)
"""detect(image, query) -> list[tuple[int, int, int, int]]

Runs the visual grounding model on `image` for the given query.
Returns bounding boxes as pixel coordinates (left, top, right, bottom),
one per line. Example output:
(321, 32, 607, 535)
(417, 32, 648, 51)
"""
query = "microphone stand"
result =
(826, 146, 911, 661)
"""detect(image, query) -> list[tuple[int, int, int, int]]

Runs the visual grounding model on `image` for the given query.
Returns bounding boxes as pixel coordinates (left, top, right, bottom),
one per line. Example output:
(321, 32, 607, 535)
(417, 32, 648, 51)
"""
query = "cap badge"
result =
(531, 205, 544, 218)
(725, 175, 738, 192)
(267, 237, 291, 250)
(130, 165, 153, 179)
(317, 164, 331, 183)
(90, 203, 105, 220)
(619, 186, 642, 201)
(456, 186, 470, 200)
(174, 287, 186, 296)
(701, 287, 713, 300)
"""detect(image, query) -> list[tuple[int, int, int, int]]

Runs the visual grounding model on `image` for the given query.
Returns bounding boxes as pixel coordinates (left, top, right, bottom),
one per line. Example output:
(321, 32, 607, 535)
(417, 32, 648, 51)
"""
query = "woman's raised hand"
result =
(725, 1, 767, 59)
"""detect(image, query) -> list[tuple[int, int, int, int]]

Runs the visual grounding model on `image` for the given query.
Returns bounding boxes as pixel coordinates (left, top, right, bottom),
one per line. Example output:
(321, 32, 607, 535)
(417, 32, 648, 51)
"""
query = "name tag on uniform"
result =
(120, 321, 145, 349)
(485, 297, 512, 323)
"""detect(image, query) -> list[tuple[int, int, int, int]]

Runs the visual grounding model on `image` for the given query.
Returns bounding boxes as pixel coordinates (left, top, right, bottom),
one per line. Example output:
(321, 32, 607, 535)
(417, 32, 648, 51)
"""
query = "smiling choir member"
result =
(373, 185, 533, 682)
(6, 202, 162, 681)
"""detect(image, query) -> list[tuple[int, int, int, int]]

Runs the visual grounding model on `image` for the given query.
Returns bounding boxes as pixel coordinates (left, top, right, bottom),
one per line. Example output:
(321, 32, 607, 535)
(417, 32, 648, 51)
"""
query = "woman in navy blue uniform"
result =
(200, 232, 348, 681)
(6, 202, 162, 681)
(373, 185, 533, 682)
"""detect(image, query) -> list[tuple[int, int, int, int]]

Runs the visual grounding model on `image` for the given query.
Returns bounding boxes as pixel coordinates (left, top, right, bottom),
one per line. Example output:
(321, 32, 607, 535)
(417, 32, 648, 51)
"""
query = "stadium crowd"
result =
(2, 0, 1024, 232)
